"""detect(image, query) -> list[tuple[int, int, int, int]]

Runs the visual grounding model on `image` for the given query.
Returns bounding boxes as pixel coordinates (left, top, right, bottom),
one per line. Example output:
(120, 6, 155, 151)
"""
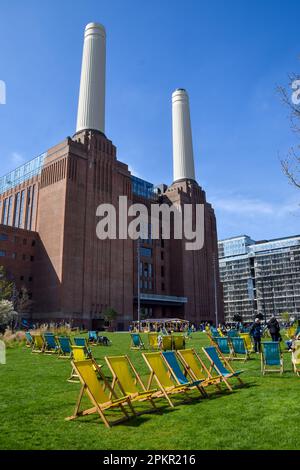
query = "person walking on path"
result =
(250, 318, 262, 353)
(267, 316, 281, 342)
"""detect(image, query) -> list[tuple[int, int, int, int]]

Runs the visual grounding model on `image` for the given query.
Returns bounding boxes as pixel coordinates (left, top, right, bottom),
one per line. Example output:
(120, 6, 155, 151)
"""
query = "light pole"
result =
(137, 237, 141, 332)
(213, 252, 218, 327)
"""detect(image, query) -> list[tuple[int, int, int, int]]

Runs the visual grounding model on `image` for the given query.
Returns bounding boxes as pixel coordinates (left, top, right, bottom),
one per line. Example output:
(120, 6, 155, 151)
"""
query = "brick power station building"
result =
(0, 23, 223, 329)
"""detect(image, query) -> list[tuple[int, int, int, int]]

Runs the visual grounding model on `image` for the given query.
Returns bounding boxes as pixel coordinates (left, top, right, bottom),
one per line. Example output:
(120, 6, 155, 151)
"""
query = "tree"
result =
(103, 307, 118, 326)
(0, 266, 13, 302)
(16, 287, 33, 314)
(281, 311, 290, 324)
(278, 71, 300, 189)
(0, 300, 17, 333)
(233, 314, 243, 323)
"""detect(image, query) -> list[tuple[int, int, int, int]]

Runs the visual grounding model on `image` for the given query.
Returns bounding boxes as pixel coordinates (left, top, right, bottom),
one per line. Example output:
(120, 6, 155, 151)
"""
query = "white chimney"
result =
(172, 89, 196, 182)
(76, 23, 106, 134)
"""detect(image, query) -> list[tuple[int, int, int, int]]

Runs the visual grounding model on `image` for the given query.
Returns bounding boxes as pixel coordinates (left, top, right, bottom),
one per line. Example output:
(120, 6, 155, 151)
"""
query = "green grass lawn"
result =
(0, 332, 299, 450)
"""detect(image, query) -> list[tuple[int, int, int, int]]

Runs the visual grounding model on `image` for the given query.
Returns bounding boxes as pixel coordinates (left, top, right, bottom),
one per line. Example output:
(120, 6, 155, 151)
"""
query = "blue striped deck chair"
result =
(261, 342, 283, 375)
(215, 337, 232, 359)
(202, 346, 244, 391)
(74, 337, 92, 357)
(228, 330, 239, 338)
(162, 351, 206, 397)
(25, 332, 33, 348)
(57, 336, 72, 358)
(88, 331, 98, 344)
(210, 327, 220, 337)
(44, 333, 59, 354)
(231, 337, 250, 361)
(130, 333, 145, 350)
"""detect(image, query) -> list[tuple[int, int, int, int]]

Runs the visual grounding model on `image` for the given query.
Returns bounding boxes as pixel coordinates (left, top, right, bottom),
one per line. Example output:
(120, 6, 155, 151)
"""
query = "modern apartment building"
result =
(218, 235, 300, 322)
(0, 23, 223, 329)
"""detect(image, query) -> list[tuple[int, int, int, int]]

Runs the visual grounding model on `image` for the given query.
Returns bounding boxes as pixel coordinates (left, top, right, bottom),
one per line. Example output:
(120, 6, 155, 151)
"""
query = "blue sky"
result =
(0, 0, 299, 240)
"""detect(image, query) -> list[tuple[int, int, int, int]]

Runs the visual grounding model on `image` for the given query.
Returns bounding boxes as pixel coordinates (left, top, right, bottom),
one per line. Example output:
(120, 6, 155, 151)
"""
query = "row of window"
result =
(0, 185, 36, 230)
(0, 233, 36, 246)
(0, 251, 34, 261)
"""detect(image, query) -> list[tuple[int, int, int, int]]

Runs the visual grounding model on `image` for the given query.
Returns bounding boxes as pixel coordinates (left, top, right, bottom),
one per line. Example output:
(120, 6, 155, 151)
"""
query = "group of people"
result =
(249, 316, 281, 353)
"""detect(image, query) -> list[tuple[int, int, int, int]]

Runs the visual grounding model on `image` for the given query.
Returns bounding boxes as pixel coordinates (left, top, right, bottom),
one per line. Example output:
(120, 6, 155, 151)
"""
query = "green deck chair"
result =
(202, 346, 244, 391)
(130, 333, 145, 350)
(231, 337, 250, 361)
(261, 342, 283, 375)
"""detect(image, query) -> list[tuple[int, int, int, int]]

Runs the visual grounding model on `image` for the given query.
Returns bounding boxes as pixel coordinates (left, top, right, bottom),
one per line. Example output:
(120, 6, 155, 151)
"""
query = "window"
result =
(29, 276, 33, 282)
(0, 250, 6, 257)
(30, 256, 34, 262)
(161, 282, 165, 291)
(12, 253, 17, 259)
(22, 254, 26, 261)
(31, 240, 36, 247)
(161, 251, 164, 261)
(0, 233, 8, 241)
(20, 276, 24, 281)
(161, 266, 165, 277)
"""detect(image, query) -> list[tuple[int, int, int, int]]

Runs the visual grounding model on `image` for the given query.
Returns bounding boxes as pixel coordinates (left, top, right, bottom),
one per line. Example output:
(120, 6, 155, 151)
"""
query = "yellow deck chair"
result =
(172, 335, 185, 350)
(177, 348, 222, 390)
(142, 352, 189, 407)
(66, 360, 134, 428)
(292, 340, 300, 376)
(68, 345, 91, 383)
(32, 334, 45, 353)
(105, 355, 159, 410)
(239, 333, 253, 352)
(162, 335, 172, 351)
(148, 333, 159, 350)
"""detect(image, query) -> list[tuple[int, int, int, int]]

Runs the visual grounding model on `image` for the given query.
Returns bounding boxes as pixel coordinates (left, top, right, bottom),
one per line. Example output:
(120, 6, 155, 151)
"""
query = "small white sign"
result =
(0, 340, 6, 364)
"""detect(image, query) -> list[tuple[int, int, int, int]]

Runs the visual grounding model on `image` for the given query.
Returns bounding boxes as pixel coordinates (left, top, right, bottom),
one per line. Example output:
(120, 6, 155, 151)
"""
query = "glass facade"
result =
(218, 235, 300, 322)
(131, 176, 158, 200)
(0, 153, 45, 195)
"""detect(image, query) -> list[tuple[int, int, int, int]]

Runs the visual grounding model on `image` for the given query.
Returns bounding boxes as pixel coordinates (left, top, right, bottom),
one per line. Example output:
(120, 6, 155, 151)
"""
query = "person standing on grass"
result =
(250, 318, 262, 353)
(267, 316, 281, 342)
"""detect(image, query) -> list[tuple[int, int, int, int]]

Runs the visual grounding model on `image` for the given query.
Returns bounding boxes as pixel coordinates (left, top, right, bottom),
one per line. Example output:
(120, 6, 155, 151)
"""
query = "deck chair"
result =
(68, 345, 91, 383)
(202, 346, 244, 391)
(228, 330, 239, 338)
(172, 335, 185, 351)
(210, 327, 220, 337)
(162, 335, 172, 351)
(215, 337, 232, 359)
(66, 359, 134, 428)
(177, 348, 223, 391)
(32, 334, 45, 353)
(142, 352, 190, 407)
(231, 337, 250, 361)
(239, 333, 253, 352)
(261, 342, 283, 375)
(130, 333, 145, 350)
(88, 331, 98, 344)
(105, 355, 159, 410)
(25, 332, 33, 348)
(148, 332, 159, 350)
(74, 337, 92, 357)
(162, 351, 206, 397)
(57, 336, 72, 358)
(43, 333, 59, 354)
(292, 340, 300, 376)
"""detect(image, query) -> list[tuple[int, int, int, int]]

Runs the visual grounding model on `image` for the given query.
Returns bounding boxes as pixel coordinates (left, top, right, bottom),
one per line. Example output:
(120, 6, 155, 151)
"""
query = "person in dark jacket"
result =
(250, 318, 262, 353)
(267, 316, 281, 342)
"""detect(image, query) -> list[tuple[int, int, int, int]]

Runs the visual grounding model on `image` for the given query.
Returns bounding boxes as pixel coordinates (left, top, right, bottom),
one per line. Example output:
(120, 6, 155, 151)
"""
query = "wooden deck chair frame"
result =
(261, 342, 283, 375)
(25, 332, 33, 348)
(105, 355, 159, 412)
(148, 333, 159, 350)
(130, 333, 145, 350)
(31, 334, 45, 353)
(292, 340, 300, 376)
(176, 348, 223, 392)
(66, 360, 135, 428)
(142, 352, 191, 408)
(202, 346, 244, 392)
(230, 337, 250, 362)
(161, 350, 206, 398)
(57, 336, 72, 359)
(43, 333, 59, 355)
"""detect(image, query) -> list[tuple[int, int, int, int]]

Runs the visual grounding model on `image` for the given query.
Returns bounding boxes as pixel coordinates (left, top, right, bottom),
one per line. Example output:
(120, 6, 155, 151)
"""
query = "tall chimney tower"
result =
(172, 88, 196, 182)
(76, 23, 106, 134)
